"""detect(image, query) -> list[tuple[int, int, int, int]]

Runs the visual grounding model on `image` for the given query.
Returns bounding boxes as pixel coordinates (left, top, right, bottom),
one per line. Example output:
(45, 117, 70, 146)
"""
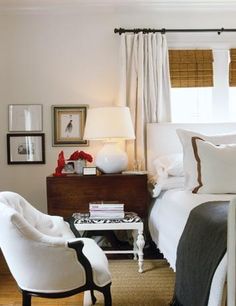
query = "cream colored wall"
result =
(0, 6, 236, 212)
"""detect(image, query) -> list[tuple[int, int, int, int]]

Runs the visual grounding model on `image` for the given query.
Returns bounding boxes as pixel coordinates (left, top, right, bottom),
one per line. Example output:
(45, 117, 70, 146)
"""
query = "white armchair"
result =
(0, 191, 112, 306)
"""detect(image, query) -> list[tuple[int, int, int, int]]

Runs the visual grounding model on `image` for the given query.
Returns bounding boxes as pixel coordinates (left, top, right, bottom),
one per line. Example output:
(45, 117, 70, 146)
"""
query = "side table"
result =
(47, 173, 150, 219)
(72, 212, 145, 273)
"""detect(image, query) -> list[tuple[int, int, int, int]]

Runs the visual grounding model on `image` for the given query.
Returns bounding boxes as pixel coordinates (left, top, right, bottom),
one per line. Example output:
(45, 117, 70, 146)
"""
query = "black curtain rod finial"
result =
(114, 28, 123, 34)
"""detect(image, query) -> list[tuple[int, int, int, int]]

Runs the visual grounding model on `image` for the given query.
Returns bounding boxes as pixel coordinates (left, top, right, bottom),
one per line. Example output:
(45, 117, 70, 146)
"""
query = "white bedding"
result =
(149, 189, 235, 306)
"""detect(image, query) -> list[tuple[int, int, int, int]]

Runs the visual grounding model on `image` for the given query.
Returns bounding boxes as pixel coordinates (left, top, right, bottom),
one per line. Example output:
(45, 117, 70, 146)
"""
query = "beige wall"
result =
(1, 6, 236, 212)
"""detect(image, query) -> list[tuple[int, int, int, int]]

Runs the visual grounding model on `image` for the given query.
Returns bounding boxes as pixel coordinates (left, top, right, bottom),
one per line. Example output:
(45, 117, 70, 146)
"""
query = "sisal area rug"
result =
(90, 259, 175, 306)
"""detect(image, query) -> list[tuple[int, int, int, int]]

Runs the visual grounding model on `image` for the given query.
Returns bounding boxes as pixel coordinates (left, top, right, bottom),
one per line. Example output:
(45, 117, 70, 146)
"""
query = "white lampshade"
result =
(83, 107, 135, 140)
(83, 107, 135, 173)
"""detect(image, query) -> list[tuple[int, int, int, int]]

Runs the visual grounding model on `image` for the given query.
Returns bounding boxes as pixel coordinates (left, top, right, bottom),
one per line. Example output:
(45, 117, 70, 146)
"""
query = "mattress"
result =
(148, 189, 235, 306)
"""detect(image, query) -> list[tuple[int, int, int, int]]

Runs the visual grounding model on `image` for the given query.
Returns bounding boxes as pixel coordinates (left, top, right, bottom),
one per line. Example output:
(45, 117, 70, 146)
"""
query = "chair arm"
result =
(68, 239, 94, 287)
(64, 216, 81, 238)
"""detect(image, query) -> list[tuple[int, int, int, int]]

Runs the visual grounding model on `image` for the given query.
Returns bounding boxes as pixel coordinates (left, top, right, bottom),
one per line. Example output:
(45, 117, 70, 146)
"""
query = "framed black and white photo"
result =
(8, 104, 43, 132)
(62, 161, 75, 174)
(52, 105, 88, 146)
(7, 133, 45, 164)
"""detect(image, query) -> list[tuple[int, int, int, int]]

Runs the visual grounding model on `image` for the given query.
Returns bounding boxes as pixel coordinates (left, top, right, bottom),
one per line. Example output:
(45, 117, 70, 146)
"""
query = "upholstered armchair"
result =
(0, 191, 112, 306)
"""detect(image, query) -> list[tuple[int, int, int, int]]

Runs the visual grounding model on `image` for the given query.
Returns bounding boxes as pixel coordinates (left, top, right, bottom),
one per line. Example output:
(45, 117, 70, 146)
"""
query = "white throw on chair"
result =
(0, 191, 112, 306)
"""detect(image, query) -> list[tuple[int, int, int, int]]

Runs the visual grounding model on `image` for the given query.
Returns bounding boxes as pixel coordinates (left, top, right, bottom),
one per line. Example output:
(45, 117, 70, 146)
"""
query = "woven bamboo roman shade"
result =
(169, 49, 214, 88)
(229, 49, 236, 86)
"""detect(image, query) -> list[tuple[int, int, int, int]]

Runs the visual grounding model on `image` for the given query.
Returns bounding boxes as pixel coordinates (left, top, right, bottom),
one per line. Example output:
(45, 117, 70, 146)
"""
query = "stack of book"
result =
(89, 201, 125, 219)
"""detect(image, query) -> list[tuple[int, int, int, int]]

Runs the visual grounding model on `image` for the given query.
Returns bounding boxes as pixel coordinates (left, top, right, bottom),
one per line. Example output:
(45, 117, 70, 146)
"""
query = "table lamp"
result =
(83, 106, 135, 173)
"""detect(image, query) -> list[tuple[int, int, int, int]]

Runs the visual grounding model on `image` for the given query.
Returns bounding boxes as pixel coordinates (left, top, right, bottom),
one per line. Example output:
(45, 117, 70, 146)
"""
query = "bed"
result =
(147, 122, 236, 306)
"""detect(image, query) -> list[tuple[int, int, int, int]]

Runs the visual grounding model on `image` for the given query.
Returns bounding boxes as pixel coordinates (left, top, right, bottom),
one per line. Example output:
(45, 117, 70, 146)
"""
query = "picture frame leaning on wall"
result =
(52, 105, 88, 146)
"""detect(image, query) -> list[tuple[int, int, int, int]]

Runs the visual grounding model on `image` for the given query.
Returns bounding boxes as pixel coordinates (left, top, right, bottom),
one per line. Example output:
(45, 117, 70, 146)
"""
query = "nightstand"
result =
(46, 173, 150, 219)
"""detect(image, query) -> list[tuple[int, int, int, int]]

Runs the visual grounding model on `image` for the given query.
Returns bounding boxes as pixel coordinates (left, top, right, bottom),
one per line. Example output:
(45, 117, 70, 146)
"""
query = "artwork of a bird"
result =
(65, 119, 73, 136)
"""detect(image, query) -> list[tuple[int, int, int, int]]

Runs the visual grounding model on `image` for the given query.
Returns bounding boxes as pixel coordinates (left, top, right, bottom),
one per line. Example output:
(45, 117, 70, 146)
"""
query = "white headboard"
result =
(147, 122, 236, 174)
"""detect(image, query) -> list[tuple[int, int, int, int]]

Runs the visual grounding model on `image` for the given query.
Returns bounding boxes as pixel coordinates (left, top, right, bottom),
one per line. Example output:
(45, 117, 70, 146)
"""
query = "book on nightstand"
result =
(89, 201, 125, 219)
(89, 203, 124, 210)
(89, 211, 125, 219)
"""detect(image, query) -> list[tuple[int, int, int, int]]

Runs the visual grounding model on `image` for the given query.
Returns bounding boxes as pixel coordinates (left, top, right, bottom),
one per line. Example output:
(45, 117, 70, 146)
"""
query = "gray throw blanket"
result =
(170, 201, 228, 306)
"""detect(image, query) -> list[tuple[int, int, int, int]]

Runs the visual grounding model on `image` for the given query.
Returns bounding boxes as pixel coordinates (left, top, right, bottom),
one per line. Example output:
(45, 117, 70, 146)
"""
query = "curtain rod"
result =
(114, 27, 236, 35)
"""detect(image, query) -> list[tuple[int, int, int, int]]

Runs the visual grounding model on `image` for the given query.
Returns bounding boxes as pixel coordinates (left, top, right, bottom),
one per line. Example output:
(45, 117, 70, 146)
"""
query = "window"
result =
(169, 49, 213, 88)
(170, 49, 235, 123)
(229, 87, 236, 121)
(171, 87, 212, 122)
(229, 49, 236, 121)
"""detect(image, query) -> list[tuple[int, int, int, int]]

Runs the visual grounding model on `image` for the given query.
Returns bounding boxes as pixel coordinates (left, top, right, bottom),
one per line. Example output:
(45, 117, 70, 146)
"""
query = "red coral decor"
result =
(53, 151, 66, 177)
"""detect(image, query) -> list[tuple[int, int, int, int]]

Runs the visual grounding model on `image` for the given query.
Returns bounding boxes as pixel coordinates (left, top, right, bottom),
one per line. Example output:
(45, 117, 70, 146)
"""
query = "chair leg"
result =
(22, 291, 31, 306)
(103, 284, 112, 306)
(90, 290, 97, 305)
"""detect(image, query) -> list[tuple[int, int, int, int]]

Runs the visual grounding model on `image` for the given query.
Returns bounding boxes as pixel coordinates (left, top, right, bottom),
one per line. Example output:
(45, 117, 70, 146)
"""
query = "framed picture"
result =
(8, 104, 43, 132)
(62, 161, 75, 174)
(52, 105, 88, 146)
(7, 133, 45, 164)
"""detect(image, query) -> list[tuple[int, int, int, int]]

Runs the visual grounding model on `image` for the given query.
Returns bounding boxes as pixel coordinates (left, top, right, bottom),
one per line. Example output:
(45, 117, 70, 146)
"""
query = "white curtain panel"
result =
(117, 33, 171, 169)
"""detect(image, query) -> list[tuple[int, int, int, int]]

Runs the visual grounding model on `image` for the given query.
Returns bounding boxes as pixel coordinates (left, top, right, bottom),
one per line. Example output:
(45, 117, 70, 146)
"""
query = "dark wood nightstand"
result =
(46, 173, 150, 219)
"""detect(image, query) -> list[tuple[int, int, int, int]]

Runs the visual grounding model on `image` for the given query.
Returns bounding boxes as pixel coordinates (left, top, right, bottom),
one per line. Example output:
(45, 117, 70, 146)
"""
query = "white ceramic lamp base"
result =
(95, 142, 128, 174)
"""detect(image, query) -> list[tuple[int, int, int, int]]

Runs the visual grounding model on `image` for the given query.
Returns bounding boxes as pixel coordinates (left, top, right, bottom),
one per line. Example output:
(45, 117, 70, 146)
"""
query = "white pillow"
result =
(176, 129, 236, 191)
(152, 176, 185, 198)
(153, 153, 184, 179)
(192, 137, 236, 194)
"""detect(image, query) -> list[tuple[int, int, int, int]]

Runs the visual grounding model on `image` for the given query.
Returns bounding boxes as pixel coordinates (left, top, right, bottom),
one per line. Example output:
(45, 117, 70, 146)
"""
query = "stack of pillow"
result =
(151, 128, 236, 197)
(151, 153, 184, 197)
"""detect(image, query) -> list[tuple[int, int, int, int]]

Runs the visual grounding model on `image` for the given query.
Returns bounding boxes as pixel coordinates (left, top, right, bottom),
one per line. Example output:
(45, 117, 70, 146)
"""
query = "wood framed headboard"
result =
(146, 122, 236, 174)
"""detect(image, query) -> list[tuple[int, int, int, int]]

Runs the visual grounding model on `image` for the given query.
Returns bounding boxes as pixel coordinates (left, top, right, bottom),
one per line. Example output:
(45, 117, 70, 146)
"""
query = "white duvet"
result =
(149, 189, 235, 306)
